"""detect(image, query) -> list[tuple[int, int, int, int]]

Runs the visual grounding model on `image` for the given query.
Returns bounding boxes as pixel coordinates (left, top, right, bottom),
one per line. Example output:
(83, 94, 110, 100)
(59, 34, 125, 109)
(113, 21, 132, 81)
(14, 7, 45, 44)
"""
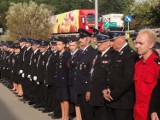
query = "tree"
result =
(5, 1, 52, 41)
(123, 0, 160, 30)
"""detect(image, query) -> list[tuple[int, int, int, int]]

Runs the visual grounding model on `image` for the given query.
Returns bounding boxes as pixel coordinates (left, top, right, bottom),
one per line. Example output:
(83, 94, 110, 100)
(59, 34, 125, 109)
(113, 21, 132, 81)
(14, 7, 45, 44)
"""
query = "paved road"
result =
(0, 83, 59, 120)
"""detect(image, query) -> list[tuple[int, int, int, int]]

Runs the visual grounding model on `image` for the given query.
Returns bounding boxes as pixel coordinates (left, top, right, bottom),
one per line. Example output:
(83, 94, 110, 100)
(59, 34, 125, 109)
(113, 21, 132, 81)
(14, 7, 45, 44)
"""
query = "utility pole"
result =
(95, 0, 98, 29)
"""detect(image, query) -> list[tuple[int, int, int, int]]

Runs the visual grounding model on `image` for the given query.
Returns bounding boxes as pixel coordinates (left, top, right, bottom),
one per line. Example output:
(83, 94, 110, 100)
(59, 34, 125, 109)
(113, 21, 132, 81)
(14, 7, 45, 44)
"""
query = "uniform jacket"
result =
(29, 49, 40, 79)
(68, 49, 82, 86)
(56, 50, 70, 88)
(12, 53, 19, 74)
(90, 48, 114, 106)
(105, 44, 138, 109)
(74, 46, 98, 94)
(37, 51, 49, 83)
(17, 46, 26, 72)
(44, 51, 58, 85)
(23, 47, 33, 77)
(149, 78, 160, 118)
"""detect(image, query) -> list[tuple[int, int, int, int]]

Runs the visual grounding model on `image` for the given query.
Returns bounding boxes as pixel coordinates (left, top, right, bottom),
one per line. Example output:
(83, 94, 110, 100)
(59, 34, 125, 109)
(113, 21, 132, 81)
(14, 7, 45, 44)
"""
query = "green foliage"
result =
(5, 1, 52, 41)
(124, 0, 160, 30)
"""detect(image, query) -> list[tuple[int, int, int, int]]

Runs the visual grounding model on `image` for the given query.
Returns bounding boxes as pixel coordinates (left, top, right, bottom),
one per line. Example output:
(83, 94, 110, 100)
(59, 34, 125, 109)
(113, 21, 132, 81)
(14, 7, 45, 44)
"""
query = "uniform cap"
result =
(40, 41, 48, 47)
(31, 39, 40, 45)
(108, 31, 125, 40)
(68, 36, 79, 43)
(96, 34, 112, 43)
(56, 36, 69, 44)
(19, 37, 26, 42)
(92, 28, 100, 37)
(25, 38, 32, 43)
(6, 41, 14, 47)
(50, 40, 57, 46)
(154, 42, 160, 49)
(130, 32, 138, 41)
(78, 28, 92, 38)
(14, 43, 21, 49)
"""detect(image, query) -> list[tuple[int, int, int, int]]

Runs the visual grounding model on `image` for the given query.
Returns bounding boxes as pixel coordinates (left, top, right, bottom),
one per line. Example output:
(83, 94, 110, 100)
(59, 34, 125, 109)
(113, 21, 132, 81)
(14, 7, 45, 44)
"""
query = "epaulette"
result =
(154, 58, 160, 66)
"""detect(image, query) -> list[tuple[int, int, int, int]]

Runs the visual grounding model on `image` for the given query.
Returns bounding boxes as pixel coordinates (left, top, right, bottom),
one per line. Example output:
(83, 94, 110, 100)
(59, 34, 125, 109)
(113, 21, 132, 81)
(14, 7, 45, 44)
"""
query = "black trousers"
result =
(106, 107, 134, 120)
(78, 94, 94, 120)
(93, 106, 108, 120)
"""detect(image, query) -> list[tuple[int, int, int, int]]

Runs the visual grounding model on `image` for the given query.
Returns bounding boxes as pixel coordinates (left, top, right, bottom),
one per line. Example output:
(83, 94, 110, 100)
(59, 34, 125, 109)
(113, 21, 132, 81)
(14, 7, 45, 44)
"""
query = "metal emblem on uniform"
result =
(12, 59, 15, 63)
(42, 61, 45, 65)
(117, 60, 122, 62)
(120, 51, 123, 55)
(59, 65, 62, 68)
(34, 59, 36, 63)
(102, 60, 109, 64)
(80, 64, 82, 70)
(104, 54, 107, 57)
(83, 65, 87, 69)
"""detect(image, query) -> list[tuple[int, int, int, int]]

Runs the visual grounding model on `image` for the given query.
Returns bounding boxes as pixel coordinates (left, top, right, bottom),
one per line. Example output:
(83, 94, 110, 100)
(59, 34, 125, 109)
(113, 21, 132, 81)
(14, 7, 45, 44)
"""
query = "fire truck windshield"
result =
(86, 15, 102, 23)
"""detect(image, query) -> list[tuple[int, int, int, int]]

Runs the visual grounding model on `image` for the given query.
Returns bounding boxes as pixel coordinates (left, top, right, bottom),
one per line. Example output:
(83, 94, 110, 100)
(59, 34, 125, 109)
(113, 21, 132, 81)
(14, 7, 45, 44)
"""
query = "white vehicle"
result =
(103, 14, 124, 29)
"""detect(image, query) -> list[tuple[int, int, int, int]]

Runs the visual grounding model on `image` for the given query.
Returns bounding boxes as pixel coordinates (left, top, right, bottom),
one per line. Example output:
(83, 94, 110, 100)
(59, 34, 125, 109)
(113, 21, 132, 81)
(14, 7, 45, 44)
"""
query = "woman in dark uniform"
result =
(68, 36, 82, 120)
(56, 37, 70, 120)
(12, 43, 22, 96)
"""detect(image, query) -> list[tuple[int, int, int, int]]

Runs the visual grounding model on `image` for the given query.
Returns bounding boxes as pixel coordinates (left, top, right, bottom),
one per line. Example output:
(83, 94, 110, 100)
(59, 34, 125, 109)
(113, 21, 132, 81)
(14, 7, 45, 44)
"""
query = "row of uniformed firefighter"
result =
(1, 28, 160, 120)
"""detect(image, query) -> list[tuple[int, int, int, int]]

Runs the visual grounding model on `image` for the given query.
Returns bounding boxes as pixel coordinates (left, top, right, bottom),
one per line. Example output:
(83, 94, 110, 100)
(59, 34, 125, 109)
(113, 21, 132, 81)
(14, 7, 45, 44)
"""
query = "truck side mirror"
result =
(82, 18, 85, 24)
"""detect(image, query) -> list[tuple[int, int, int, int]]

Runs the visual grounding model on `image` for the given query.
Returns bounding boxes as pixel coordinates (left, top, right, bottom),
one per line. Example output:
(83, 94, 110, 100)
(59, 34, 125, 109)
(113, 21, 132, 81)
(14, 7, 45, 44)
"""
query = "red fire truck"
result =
(51, 9, 103, 34)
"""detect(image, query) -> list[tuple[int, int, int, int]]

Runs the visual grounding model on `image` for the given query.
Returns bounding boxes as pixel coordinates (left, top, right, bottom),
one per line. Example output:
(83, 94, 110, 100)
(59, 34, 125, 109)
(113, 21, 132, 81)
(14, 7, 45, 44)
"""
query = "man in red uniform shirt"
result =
(134, 29, 160, 120)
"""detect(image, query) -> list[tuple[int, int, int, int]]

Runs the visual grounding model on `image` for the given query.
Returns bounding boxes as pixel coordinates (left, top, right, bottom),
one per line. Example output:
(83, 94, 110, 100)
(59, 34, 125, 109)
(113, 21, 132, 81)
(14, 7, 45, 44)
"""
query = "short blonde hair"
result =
(138, 29, 157, 44)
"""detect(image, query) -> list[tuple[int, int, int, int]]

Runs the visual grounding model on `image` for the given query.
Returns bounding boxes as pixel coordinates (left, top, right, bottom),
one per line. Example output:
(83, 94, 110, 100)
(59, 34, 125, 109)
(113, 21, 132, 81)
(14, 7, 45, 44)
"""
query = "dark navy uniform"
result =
(149, 79, 160, 118)
(69, 49, 82, 104)
(104, 44, 138, 120)
(56, 50, 70, 101)
(43, 50, 60, 113)
(36, 50, 50, 107)
(90, 48, 114, 119)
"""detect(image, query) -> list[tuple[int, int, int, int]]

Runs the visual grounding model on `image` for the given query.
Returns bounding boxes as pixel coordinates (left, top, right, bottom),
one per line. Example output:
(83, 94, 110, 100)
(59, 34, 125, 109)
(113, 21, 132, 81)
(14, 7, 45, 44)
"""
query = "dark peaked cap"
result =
(40, 41, 48, 47)
(56, 36, 69, 44)
(14, 43, 21, 48)
(78, 28, 92, 38)
(31, 39, 40, 45)
(154, 42, 160, 49)
(108, 31, 125, 40)
(92, 28, 100, 37)
(68, 36, 79, 43)
(96, 34, 111, 43)
(19, 37, 26, 42)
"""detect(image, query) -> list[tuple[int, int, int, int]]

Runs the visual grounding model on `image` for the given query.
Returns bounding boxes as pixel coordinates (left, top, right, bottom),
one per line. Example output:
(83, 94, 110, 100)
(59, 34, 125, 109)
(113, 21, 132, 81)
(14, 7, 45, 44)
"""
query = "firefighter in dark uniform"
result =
(74, 28, 98, 120)
(12, 43, 21, 94)
(1, 42, 11, 82)
(26, 39, 41, 105)
(55, 37, 70, 120)
(17, 37, 27, 99)
(32, 41, 49, 108)
(47, 38, 62, 119)
(149, 42, 160, 120)
(102, 31, 138, 120)
(42, 39, 57, 113)
(7, 44, 15, 89)
(5, 41, 14, 84)
(68, 35, 82, 120)
(149, 78, 160, 120)
(89, 33, 114, 120)
(21, 38, 33, 98)
(43, 39, 61, 117)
